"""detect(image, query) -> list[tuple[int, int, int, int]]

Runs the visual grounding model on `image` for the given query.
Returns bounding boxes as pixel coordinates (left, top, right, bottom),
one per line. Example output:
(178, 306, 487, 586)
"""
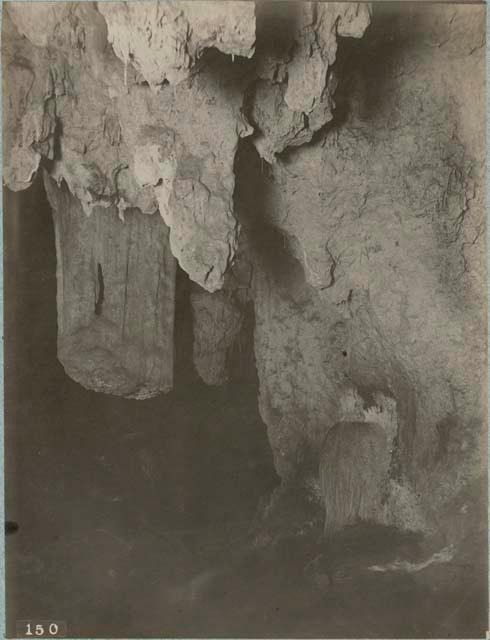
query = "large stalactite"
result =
(2, 1, 486, 548)
(44, 174, 176, 398)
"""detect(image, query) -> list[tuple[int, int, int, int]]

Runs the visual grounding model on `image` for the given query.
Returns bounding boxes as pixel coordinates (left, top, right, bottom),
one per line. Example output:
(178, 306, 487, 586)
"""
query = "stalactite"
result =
(44, 174, 176, 398)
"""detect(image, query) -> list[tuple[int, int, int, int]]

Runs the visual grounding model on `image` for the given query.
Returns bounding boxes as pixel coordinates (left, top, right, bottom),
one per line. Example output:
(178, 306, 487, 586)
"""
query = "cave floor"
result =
(7, 453, 487, 640)
(4, 181, 488, 639)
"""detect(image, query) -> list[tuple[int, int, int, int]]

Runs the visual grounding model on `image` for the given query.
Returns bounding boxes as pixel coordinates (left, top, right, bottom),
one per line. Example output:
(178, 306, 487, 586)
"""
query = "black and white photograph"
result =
(2, 0, 488, 637)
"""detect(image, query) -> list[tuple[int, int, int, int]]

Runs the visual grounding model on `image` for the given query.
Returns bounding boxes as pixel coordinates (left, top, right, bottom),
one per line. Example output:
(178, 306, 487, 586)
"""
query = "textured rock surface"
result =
(2, 1, 485, 550)
(3, 0, 370, 291)
(3, 0, 371, 398)
(3, 1, 256, 291)
(250, 2, 371, 161)
(44, 174, 176, 398)
(2, 9, 57, 191)
(115, 64, 251, 292)
(238, 3, 486, 540)
(98, 1, 256, 88)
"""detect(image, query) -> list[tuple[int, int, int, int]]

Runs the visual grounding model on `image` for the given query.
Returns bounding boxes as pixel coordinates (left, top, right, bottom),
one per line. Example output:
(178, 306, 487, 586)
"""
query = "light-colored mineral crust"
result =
(3, 0, 256, 292)
(115, 65, 251, 292)
(98, 1, 256, 87)
(2, 9, 57, 191)
(3, 1, 370, 291)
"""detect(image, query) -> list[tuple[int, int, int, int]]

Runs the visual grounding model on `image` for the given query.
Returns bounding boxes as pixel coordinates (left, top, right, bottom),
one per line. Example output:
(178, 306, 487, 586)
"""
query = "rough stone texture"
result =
(44, 174, 176, 399)
(98, 1, 256, 88)
(115, 64, 251, 292)
(319, 421, 389, 537)
(241, 4, 486, 541)
(2, 0, 485, 552)
(3, 0, 371, 398)
(250, 2, 371, 162)
(188, 227, 255, 386)
(2, 9, 57, 191)
(3, 1, 256, 291)
(3, 0, 370, 291)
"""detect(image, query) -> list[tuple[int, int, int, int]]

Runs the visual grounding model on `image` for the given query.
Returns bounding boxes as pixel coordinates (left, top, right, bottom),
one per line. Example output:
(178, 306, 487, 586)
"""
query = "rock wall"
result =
(239, 3, 486, 540)
(250, 1, 371, 161)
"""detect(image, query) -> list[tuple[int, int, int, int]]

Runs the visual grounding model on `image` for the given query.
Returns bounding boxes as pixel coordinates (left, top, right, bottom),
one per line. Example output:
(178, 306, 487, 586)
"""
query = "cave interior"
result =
(2, 1, 488, 638)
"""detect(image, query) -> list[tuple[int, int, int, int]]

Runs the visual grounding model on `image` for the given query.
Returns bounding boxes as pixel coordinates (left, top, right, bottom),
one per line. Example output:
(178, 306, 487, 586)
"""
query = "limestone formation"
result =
(3, 1, 486, 551)
(44, 174, 176, 398)
(3, 1, 371, 291)
(98, 1, 256, 88)
(3, 1, 255, 291)
(242, 3, 486, 539)
(2, 8, 57, 192)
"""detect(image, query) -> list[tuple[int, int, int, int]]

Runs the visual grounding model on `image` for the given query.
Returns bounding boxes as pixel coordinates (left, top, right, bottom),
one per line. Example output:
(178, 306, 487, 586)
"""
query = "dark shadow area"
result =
(272, 2, 431, 163)
(332, 2, 407, 126)
(233, 137, 316, 312)
(254, 1, 301, 62)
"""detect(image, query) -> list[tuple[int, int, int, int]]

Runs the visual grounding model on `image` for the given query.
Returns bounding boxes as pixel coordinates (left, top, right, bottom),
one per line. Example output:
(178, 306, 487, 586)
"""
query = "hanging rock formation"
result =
(250, 1, 371, 161)
(98, 1, 256, 87)
(3, 2, 486, 547)
(44, 174, 176, 398)
(3, 0, 370, 391)
(3, 0, 256, 292)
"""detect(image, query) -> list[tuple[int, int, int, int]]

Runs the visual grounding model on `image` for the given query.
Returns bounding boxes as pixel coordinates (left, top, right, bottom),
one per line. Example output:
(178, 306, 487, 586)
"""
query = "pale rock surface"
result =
(2, 10, 57, 191)
(243, 4, 486, 539)
(3, 1, 370, 290)
(3, 1, 255, 291)
(98, 1, 256, 87)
